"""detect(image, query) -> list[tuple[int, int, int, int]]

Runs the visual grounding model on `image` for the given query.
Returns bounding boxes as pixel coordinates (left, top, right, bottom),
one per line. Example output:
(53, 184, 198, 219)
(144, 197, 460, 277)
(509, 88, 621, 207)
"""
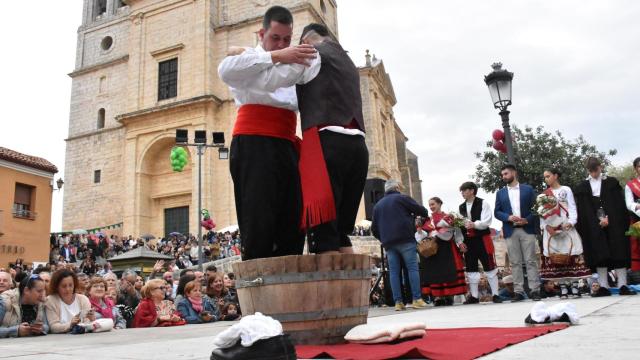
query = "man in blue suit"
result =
(494, 164, 541, 301)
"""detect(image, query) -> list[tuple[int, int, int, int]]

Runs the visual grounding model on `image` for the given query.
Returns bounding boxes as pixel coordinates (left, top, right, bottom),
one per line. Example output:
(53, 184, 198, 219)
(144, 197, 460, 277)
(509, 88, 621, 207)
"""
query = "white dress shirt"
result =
(507, 183, 521, 217)
(218, 45, 320, 112)
(239, 43, 365, 137)
(625, 178, 640, 217)
(588, 175, 602, 197)
(465, 199, 492, 229)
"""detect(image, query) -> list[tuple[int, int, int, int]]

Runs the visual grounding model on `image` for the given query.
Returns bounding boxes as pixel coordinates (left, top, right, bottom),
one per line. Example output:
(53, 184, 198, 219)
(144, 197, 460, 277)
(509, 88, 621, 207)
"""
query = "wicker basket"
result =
(418, 237, 438, 258)
(547, 235, 573, 266)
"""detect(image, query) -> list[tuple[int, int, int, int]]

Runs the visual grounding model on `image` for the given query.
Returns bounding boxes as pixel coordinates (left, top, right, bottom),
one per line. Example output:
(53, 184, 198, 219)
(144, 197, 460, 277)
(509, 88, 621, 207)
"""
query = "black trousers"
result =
(464, 234, 496, 272)
(308, 131, 369, 253)
(230, 135, 305, 260)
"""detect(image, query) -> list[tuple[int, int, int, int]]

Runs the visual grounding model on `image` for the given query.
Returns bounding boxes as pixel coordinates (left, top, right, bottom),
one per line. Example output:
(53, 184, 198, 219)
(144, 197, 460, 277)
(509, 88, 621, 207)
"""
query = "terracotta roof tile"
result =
(0, 147, 58, 173)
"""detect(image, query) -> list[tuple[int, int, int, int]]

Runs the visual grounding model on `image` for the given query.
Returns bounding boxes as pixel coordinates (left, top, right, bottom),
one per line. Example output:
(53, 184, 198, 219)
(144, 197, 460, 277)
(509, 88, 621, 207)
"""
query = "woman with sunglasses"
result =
(0, 274, 49, 337)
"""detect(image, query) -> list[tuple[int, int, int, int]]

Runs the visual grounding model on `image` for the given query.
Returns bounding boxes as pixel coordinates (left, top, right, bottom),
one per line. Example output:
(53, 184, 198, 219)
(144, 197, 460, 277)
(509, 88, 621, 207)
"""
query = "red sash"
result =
(299, 127, 336, 229)
(233, 104, 297, 142)
(628, 178, 640, 199)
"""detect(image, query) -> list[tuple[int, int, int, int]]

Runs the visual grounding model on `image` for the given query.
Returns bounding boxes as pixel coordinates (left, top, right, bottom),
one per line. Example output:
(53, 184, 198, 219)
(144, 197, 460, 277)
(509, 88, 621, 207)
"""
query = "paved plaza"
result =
(1, 295, 638, 359)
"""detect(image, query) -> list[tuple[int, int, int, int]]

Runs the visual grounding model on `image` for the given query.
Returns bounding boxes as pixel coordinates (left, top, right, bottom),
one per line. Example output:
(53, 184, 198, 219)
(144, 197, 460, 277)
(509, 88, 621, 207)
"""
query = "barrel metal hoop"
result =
(269, 306, 369, 322)
(236, 269, 370, 289)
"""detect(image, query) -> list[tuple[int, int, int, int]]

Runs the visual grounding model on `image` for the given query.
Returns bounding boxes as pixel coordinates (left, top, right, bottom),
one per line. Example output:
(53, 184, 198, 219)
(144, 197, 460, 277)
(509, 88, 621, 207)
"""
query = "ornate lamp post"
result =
(484, 62, 515, 165)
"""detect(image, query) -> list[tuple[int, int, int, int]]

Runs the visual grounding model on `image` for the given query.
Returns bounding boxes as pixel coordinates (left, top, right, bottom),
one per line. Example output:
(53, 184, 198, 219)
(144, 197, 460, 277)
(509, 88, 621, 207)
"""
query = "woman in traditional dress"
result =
(416, 197, 467, 306)
(539, 168, 591, 298)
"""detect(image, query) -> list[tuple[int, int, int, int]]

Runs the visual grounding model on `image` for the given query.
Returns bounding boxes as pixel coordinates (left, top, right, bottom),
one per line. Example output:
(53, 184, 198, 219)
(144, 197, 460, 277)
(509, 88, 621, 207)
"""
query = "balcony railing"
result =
(12, 208, 36, 220)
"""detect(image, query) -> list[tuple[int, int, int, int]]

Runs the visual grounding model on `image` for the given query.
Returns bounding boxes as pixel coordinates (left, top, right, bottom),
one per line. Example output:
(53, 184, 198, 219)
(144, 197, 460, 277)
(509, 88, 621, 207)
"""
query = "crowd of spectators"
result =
(1, 260, 241, 338)
(47, 231, 242, 273)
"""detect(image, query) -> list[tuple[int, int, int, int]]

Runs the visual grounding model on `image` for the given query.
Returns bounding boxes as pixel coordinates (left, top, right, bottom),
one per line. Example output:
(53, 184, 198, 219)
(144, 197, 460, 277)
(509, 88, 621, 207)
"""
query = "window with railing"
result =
(13, 183, 36, 220)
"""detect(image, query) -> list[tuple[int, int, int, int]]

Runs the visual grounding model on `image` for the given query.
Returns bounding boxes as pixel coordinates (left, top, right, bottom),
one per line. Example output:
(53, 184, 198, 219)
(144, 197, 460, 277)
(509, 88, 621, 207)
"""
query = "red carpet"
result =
(295, 325, 568, 359)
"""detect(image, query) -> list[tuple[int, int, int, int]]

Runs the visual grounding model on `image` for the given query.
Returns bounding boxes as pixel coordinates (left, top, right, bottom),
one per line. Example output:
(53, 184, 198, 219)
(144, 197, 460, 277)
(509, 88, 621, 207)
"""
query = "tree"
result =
(473, 125, 617, 193)
(608, 164, 636, 188)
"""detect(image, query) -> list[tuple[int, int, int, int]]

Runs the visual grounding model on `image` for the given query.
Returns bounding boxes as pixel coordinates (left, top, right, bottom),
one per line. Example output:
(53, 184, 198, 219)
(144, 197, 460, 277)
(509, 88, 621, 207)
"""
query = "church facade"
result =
(63, 0, 422, 237)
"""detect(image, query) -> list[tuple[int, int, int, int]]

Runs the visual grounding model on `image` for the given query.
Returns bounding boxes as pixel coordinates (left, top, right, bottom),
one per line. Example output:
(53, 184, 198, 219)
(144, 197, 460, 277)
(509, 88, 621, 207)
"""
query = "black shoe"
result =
(511, 293, 526, 302)
(434, 298, 446, 306)
(555, 313, 572, 323)
(492, 295, 503, 303)
(592, 287, 611, 297)
(210, 335, 296, 360)
(463, 296, 479, 304)
(525, 314, 550, 325)
(445, 297, 454, 306)
(571, 286, 581, 298)
(530, 291, 542, 301)
(619, 285, 637, 295)
(559, 284, 569, 299)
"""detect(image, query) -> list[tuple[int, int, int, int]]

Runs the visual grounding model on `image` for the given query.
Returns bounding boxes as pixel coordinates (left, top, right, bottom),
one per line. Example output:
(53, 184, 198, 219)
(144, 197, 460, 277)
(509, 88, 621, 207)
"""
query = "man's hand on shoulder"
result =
(271, 44, 317, 66)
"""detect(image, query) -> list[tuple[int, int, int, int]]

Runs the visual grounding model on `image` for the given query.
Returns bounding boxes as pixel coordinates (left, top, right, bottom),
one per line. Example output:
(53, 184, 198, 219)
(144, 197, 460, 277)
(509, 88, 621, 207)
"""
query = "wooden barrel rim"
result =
(235, 269, 370, 288)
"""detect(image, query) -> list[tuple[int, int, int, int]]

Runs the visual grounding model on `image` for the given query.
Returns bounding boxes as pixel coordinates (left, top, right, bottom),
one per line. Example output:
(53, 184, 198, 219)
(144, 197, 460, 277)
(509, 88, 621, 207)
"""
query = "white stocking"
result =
(486, 268, 499, 296)
(597, 267, 609, 288)
(468, 272, 480, 298)
(615, 268, 628, 287)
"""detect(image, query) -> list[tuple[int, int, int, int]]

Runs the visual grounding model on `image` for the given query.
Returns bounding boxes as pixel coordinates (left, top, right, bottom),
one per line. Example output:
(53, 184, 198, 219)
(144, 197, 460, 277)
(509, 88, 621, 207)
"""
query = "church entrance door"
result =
(164, 206, 189, 238)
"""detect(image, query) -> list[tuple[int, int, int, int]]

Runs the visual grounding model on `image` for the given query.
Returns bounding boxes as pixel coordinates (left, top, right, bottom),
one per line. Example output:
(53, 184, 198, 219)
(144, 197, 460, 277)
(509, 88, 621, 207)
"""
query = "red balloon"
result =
(492, 129, 505, 141)
(492, 140, 507, 153)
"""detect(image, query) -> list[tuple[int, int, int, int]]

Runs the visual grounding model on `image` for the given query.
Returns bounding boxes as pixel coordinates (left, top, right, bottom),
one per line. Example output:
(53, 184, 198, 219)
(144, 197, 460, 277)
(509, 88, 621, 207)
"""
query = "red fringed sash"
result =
(299, 127, 336, 229)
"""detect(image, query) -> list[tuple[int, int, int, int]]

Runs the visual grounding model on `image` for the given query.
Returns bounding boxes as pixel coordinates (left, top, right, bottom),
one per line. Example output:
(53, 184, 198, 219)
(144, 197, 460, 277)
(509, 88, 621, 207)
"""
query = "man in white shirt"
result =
(218, 6, 317, 260)
(575, 157, 636, 296)
(240, 23, 368, 255)
(494, 164, 541, 301)
(459, 182, 502, 304)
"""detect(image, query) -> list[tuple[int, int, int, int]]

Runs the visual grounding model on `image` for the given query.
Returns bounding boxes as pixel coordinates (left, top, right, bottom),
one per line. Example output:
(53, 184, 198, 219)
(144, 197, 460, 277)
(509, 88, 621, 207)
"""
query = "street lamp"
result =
(52, 178, 64, 191)
(484, 62, 515, 165)
(175, 129, 229, 271)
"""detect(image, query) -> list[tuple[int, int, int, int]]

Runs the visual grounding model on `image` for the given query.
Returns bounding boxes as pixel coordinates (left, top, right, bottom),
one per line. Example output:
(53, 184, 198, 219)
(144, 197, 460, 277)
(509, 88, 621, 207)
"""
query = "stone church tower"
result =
(63, 0, 420, 237)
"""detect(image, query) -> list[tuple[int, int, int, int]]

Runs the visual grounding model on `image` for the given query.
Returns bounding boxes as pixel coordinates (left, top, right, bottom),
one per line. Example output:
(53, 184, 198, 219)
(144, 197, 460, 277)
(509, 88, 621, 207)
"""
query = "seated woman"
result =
(87, 277, 126, 329)
(132, 279, 185, 328)
(0, 275, 49, 338)
(177, 280, 219, 324)
(204, 273, 235, 314)
(173, 274, 196, 305)
(45, 269, 95, 334)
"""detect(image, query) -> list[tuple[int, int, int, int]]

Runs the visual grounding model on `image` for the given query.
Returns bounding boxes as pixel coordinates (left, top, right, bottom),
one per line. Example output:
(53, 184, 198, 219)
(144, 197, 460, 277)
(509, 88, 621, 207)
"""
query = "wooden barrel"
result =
(232, 254, 372, 345)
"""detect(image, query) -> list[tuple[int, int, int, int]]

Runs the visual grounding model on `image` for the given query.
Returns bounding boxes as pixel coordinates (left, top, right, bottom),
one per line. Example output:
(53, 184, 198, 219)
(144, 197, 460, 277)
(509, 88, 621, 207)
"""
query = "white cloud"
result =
(0, 1, 637, 231)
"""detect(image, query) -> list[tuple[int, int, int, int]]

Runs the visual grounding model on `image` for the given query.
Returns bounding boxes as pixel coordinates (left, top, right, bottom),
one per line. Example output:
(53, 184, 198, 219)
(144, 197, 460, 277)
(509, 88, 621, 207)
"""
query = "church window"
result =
(97, 108, 105, 129)
(94, 170, 102, 184)
(101, 36, 113, 51)
(99, 76, 106, 93)
(158, 58, 178, 101)
(95, 0, 107, 19)
(320, 0, 327, 14)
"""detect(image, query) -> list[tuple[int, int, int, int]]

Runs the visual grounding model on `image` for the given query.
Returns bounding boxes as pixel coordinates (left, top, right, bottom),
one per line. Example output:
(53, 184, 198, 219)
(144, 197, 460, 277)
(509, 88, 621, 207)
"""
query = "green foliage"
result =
(608, 164, 636, 187)
(473, 125, 617, 193)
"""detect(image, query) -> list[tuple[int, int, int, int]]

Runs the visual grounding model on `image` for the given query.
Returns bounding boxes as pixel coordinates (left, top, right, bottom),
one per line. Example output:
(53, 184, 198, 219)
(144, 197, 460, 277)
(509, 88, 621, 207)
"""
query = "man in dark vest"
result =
(574, 157, 637, 296)
(459, 182, 502, 304)
(253, 23, 368, 253)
